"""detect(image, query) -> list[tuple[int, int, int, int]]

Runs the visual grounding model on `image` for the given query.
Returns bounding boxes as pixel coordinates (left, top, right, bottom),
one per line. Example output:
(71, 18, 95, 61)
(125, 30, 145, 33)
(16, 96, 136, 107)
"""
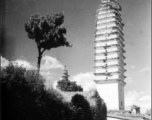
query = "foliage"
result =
(1, 64, 106, 120)
(1, 63, 45, 120)
(57, 79, 83, 92)
(131, 104, 140, 109)
(90, 91, 107, 120)
(57, 67, 83, 92)
(1, 64, 72, 120)
(59, 90, 107, 120)
(24, 12, 72, 72)
(71, 94, 93, 120)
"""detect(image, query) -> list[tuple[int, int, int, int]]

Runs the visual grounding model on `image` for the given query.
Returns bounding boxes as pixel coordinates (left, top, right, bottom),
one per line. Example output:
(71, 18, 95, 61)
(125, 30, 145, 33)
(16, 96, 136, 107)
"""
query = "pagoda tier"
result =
(95, 72, 126, 81)
(95, 65, 126, 73)
(95, 59, 126, 67)
(95, 27, 124, 36)
(95, 39, 125, 48)
(95, 51, 125, 60)
(94, 0, 126, 82)
(95, 45, 125, 54)
(95, 32, 124, 41)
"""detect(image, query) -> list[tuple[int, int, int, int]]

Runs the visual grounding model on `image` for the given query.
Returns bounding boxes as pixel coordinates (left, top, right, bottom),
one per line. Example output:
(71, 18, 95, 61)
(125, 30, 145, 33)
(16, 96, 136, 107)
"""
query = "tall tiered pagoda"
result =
(94, 0, 126, 110)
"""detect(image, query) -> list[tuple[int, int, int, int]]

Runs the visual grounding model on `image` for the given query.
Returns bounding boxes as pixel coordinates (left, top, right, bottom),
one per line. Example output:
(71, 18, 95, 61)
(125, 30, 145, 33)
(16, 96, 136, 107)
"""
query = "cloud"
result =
(71, 72, 96, 91)
(39, 55, 64, 89)
(1, 56, 9, 67)
(139, 67, 150, 72)
(138, 95, 151, 103)
(1, 55, 63, 89)
(40, 55, 64, 71)
(125, 77, 133, 84)
(125, 90, 151, 113)
(12, 55, 64, 81)
(12, 59, 36, 69)
(130, 65, 135, 69)
(139, 67, 151, 75)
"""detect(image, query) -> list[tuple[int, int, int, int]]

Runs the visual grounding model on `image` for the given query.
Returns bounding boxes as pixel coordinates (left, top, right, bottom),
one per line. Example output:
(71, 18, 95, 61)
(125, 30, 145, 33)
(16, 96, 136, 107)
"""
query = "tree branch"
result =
(41, 48, 46, 54)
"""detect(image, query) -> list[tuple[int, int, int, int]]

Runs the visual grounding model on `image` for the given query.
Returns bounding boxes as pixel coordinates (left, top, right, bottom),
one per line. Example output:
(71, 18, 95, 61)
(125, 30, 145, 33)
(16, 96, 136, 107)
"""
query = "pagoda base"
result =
(95, 79, 125, 110)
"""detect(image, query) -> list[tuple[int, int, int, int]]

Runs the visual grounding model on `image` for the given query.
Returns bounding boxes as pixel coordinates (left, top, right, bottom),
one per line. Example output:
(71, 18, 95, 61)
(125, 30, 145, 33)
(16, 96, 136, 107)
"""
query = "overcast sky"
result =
(1, 0, 151, 112)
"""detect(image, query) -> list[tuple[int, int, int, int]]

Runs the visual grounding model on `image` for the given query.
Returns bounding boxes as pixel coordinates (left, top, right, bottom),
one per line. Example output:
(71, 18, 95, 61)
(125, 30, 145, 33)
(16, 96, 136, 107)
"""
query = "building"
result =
(94, 0, 126, 110)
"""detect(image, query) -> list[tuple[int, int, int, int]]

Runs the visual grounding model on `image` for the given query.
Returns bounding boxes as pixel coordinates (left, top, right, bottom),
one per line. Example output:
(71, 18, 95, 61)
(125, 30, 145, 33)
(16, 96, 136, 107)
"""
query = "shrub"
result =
(71, 94, 93, 120)
(90, 91, 107, 120)
(1, 63, 81, 120)
(1, 64, 107, 120)
(57, 79, 83, 92)
(1, 63, 45, 120)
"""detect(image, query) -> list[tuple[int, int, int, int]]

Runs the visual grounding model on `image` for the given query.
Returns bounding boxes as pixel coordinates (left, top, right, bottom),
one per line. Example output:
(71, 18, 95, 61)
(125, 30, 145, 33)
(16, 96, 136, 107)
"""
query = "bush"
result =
(90, 91, 107, 120)
(1, 63, 45, 120)
(1, 64, 84, 120)
(1, 64, 107, 120)
(57, 67, 83, 92)
(59, 90, 107, 120)
(71, 94, 93, 120)
(57, 79, 83, 92)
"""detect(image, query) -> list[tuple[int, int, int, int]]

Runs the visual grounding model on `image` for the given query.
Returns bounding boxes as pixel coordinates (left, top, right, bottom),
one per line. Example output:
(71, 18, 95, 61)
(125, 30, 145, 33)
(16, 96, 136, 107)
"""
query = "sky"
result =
(1, 0, 151, 113)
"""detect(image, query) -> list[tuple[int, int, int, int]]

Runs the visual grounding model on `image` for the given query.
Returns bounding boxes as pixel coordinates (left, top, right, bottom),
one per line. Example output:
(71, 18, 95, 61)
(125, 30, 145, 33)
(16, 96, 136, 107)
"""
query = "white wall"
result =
(97, 83, 119, 110)
(107, 117, 121, 120)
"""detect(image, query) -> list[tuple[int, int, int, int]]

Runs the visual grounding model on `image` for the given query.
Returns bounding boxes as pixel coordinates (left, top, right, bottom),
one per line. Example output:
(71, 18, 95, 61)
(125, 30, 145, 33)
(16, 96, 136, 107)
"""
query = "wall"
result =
(118, 82, 125, 110)
(97, 82, 119, 110)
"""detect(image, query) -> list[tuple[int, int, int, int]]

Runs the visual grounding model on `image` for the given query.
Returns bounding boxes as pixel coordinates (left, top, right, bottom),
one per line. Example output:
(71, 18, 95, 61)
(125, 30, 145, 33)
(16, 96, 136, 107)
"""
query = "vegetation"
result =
(56, 67, 83, 92)
(57, 79, 83, 92)
(1, 64, 107, 120)
(131, 104, 140, 109)
(145, 109, 151, 116)
(71, 94, 93, 120)
(24, 13, 72, 72)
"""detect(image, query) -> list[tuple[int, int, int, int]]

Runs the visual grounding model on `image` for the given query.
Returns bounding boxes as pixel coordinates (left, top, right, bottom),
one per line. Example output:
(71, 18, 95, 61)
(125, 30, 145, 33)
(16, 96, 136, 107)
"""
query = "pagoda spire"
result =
(61, 65, 69, 81)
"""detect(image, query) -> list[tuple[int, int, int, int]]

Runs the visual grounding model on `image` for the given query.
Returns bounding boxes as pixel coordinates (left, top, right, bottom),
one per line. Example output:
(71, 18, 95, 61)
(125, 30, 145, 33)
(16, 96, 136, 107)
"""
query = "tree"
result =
(24, 12, 72, 72)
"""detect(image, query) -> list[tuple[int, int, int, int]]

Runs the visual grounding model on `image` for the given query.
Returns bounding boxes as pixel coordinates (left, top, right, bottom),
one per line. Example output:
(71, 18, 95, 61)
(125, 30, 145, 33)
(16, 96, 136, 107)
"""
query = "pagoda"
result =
(60, 65, 70, 81)
(94, 0, 126, 110)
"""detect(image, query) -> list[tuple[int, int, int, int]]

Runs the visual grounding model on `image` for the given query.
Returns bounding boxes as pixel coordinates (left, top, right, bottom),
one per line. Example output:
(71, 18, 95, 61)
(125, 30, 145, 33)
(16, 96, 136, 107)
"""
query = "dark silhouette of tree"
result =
(1, 63, 45, 120)
(91, 91, 107, 120)
(24, 13, 72, 72)
(71, 94, 93, 120)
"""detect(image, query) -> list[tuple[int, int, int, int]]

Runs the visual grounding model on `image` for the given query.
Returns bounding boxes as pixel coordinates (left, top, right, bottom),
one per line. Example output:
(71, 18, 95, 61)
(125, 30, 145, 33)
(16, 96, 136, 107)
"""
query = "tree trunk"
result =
(37, 45, 46, 74)
(37, 53, 42, 73)
(37, 50, 42, 74)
